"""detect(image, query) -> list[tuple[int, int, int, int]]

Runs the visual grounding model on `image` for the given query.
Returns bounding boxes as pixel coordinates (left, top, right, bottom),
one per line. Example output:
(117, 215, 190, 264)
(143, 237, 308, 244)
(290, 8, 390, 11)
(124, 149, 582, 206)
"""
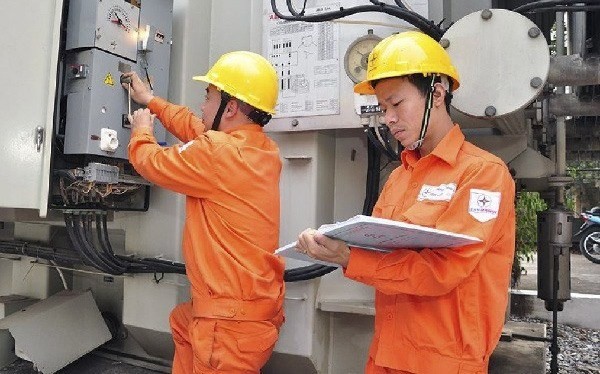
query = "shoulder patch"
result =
(468, 189, 501, 222)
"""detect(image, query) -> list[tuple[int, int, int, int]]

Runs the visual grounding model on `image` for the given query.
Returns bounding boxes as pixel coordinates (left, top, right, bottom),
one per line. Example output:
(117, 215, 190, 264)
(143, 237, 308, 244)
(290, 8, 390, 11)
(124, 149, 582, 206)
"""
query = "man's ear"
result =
(432, 82, 446, 107)
(224, 99, 238, 118)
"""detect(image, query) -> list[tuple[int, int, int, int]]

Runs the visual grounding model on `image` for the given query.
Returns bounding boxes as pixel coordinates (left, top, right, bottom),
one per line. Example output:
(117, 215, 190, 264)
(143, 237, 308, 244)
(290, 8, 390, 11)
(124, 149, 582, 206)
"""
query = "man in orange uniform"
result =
(297, 32, 516, 374)
(123, 51, 285, 373)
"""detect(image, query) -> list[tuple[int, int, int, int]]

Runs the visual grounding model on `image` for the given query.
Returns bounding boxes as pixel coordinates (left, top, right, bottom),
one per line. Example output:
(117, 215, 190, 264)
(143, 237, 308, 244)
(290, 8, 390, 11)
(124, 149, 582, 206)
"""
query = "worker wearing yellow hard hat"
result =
(123, 51, 285, 373)
(296, 31, 515, 373)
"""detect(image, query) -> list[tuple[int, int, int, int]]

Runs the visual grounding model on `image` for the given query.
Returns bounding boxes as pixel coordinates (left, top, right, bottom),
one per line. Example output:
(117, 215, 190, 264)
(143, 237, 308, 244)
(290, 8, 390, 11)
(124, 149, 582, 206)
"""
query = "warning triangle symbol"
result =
(104, 73, 114, 86)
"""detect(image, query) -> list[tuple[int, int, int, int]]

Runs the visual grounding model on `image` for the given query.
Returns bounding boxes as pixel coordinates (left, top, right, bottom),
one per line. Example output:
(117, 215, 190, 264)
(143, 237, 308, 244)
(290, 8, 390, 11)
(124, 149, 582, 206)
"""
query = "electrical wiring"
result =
(374, 122, 399, 160)
(514, 0, 600, 13)
(0, 213, 188, 276)
(270, 0, 443, 40)
(50, 260, 69, 290)
(285, 0, 308, 16)
(521, 5, 600, 12)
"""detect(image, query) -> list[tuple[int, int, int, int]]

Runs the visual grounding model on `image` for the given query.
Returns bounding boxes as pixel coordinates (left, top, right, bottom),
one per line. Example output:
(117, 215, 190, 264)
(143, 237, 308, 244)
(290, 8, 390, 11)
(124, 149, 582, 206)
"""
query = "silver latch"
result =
(35, 126, 44, 152)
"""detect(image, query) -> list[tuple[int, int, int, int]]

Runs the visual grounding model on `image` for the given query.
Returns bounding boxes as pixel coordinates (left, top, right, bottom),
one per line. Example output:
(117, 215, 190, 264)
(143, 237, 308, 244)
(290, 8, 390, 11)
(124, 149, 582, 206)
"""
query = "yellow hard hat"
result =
(193, 51, 278, 114)
(354, 31, 460, 95)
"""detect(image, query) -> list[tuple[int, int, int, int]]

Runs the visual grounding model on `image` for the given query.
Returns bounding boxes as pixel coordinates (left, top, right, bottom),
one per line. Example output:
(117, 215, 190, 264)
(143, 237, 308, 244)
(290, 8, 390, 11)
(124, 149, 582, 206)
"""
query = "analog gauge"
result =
(344, 31, 382, 84)
(106, 5, 132, 33)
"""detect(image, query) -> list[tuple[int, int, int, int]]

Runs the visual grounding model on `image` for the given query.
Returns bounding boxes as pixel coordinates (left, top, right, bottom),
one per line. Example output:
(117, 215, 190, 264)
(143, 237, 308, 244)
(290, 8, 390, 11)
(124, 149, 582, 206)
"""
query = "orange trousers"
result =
(366, 356, 413, 374)
(170, 302, 282, 373)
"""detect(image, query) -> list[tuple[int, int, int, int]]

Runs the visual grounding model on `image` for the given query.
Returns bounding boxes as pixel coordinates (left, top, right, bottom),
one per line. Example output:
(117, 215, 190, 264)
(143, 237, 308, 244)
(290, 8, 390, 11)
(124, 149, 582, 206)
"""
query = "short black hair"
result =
(371, 74, 453, 113)
(234, 98, 272, 127)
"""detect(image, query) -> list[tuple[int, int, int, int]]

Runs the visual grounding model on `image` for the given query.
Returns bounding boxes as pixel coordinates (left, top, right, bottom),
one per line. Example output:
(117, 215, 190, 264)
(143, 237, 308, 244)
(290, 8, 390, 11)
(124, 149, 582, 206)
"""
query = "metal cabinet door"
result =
(0, 0, 63, 217)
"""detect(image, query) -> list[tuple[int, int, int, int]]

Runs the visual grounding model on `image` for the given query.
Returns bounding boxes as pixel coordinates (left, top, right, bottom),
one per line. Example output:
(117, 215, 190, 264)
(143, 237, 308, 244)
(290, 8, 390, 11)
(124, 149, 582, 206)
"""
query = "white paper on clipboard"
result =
(275, 215, 481, 267)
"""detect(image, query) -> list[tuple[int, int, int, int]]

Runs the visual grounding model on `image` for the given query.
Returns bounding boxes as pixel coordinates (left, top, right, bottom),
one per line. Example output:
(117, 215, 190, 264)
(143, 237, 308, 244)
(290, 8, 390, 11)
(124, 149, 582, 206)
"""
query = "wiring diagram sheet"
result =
(264, 3, 340, 118)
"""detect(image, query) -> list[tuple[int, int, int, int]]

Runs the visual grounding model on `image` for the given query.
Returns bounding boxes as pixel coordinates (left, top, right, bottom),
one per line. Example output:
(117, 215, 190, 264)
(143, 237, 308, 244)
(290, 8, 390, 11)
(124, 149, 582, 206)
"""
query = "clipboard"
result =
(275, 215, 482, 267)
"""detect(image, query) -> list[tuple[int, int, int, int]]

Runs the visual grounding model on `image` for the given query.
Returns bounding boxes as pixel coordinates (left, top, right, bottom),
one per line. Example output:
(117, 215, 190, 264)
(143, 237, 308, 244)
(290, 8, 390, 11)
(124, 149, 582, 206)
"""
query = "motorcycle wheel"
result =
(579, 227, 600, 264)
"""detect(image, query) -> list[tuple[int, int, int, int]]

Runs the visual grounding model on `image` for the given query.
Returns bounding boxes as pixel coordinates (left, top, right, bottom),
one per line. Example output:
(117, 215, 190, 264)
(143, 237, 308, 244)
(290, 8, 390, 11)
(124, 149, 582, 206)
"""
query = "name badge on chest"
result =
(417, 183, 457, 202)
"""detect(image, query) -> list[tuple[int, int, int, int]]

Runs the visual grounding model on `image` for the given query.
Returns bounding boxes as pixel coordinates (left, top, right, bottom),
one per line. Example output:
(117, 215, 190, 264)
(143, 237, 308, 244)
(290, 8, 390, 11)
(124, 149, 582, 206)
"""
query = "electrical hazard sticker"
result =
(468, 189, 501, 222)
(104, 73, 115, 86)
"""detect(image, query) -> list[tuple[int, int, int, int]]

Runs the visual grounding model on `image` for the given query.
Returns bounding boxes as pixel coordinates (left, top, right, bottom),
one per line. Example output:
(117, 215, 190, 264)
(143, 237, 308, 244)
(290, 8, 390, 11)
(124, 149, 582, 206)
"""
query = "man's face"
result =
(375, 77, 425, 149)
(200, 84, 221, 131)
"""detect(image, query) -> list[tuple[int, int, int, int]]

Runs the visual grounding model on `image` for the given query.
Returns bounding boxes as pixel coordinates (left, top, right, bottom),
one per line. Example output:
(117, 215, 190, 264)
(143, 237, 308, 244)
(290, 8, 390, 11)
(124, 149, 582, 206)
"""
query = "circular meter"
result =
(344, 31, 382, 84)
(95, 0, 140, 61)
(106, 5, 133, 33)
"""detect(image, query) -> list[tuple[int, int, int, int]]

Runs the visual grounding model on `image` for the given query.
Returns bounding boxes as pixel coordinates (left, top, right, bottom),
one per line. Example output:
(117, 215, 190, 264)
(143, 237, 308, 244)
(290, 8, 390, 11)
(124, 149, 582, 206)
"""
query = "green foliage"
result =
(513, 192, 547, 286)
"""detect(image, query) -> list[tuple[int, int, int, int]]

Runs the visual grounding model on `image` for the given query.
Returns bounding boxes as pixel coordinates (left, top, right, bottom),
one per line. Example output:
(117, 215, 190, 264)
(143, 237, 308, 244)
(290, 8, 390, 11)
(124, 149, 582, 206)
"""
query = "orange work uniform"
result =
(345, 125, 515, 374)
(128, 97, 285, 373)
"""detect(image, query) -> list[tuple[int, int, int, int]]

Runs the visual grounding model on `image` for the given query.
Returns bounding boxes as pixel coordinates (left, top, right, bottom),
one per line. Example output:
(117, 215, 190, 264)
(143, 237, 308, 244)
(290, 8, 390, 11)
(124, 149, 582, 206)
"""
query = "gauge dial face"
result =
(95, 0, 139, 61)
(344, 34, 382, 84)
(106, 5, 132, 33)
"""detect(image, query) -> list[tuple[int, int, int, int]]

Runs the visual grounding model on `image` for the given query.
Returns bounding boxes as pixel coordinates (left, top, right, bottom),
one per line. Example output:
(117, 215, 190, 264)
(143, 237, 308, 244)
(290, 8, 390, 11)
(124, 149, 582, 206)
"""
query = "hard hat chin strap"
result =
(212, 91, 232, 131)
(407, 75, 437, 151)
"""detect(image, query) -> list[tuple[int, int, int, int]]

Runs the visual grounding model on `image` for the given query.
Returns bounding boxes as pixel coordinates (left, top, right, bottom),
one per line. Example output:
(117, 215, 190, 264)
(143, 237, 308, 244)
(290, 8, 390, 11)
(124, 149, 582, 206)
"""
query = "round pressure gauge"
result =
(106, 5, 133, 33)
(344, 31, 382, 84)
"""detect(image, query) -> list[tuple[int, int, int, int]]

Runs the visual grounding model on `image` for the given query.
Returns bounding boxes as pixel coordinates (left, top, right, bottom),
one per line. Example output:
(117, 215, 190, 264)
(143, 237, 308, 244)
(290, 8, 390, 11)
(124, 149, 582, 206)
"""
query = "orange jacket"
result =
(128, 97, 285, 320)
(345, 125, 515, 373)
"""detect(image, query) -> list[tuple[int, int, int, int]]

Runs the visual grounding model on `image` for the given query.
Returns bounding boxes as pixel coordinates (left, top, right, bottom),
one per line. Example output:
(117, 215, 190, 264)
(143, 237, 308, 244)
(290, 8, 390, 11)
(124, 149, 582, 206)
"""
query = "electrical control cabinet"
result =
(66, 0, 140, 61)
(63, 49, 139, 159)
(49, 0, 174, 211)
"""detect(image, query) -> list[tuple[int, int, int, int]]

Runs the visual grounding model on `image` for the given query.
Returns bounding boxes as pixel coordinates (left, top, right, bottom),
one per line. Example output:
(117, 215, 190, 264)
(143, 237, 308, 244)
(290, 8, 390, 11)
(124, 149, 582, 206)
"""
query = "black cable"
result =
(284, 265, 337, 282)
(81, 213, 128, 274)
(73, 214, 124, 274)
(363, 129, 381, 216)
(95, 213, 130, 268)
(271, 0, 443, 40)
(86, 214, 129, 273)
(394, 0, 408, 9)
(284, 263, 326, 277)
(285, 0, 308, 16)
(64, 213, 96, 267)
(521, 4, 600, 12)
(376, 125, 400, 160)
(366, 126, 397, 160)
(96, 213, 149, 272)
(0, 236, 186, 275)
(514, 0, 600, 13)
(0, 241, 81, 265)
(144, 66, 154, 91)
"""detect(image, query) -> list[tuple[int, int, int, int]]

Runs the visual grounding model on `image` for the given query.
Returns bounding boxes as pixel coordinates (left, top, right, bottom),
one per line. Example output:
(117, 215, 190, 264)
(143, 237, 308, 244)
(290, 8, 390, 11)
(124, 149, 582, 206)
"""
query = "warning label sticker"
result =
(104, 73, 115, 86)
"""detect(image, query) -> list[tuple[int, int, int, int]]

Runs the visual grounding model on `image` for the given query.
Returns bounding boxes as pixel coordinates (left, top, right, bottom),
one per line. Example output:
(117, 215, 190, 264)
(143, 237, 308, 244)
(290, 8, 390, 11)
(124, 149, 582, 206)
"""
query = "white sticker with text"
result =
(417, 183, 457, 202)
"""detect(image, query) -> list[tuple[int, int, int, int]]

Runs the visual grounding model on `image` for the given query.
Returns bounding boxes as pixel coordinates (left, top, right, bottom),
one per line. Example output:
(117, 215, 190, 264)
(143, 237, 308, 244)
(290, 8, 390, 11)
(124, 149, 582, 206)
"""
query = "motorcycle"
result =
(574, 207, 600, 264)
